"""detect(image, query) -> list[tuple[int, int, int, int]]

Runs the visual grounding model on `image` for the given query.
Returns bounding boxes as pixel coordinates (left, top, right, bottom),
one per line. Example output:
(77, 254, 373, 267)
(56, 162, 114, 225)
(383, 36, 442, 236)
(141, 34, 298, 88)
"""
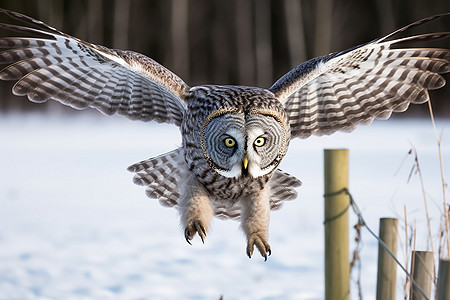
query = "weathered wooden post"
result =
(437, 259, 450, 300)
(324, 149, 349, 300)
(376, 218, 398, 300)
(411, 251, 434, 300)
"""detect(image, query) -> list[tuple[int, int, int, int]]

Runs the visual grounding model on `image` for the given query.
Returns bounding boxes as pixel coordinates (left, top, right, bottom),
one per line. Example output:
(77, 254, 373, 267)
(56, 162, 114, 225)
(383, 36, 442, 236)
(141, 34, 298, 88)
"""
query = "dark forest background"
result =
(0, 0, 449, 116)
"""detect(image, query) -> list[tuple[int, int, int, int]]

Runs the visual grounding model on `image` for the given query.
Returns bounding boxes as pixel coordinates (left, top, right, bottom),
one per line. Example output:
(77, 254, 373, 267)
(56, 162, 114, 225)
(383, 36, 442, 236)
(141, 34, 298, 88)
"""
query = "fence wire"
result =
(324, 188, 430, 300)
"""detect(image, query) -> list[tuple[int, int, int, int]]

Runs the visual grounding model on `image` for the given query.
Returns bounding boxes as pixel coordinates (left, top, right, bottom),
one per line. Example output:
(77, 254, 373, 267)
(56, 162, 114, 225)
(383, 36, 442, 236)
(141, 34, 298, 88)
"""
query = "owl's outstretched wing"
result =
(128, 149, 185, 208)
(0, 9, 188, 126)
(270, 13, 450, 139)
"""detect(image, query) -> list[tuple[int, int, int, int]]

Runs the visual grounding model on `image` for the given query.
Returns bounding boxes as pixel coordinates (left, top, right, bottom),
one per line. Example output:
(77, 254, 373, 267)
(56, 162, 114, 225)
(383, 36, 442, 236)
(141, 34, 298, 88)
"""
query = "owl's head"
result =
(201, 107, 290, 178)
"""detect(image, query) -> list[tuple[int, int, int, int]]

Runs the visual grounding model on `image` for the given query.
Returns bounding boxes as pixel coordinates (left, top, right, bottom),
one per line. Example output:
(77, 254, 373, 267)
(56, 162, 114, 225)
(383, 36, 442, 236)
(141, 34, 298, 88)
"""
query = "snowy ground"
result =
(0, 112, 449, 300)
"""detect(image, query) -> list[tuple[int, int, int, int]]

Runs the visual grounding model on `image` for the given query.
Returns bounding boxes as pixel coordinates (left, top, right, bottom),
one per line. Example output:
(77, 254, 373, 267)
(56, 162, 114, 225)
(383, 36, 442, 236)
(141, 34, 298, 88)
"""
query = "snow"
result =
(0, 112, 449, 300)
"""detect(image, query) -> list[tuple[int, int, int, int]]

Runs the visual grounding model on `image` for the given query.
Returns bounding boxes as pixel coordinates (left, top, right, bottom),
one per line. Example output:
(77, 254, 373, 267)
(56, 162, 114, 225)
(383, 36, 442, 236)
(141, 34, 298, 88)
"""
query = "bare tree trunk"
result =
(36, 0, 64, 30)
(88, 0, 103, 45)
(283, 0, 307, 67)
(235, 0, 255, 85)
(211, 1, 233, 84)
(113, 0, 130, 49)
(188, 3, 209, 85)
(254, 0, 273, 87)
(375, 0, 396, 34)
(171, 0, 190, 80)
(314, 0, 333, 56)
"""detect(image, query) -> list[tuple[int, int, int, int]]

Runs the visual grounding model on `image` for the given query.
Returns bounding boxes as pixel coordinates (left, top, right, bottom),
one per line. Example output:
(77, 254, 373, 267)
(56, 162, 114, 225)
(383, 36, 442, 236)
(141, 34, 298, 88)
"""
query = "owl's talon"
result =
(197, 222, 207, 244)
(247, 249, 253, 259)
(184, 220, 207, 244)
(185, 232, 193, 245)
(263, 249, 272, 262)
(246, 234, 271, 261)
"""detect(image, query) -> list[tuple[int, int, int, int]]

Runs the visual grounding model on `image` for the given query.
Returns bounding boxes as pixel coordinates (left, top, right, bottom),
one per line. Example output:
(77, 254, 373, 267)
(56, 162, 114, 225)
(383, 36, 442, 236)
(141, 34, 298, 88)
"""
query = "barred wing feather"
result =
(270, 13, 450, 139)
(0, 9, 188, 126)
(128, 149, 185, 208)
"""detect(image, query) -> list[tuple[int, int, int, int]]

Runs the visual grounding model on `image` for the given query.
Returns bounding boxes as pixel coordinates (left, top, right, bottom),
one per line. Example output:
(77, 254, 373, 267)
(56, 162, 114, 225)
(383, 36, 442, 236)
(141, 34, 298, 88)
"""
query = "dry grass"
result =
(427, 98, 449, 259)
(399, 98, 449, 299)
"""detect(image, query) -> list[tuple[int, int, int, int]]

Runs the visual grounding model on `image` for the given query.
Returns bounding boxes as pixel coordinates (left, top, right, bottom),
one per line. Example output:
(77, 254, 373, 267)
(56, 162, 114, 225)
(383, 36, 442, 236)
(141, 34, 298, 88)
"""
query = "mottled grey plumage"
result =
(0, 9, 449, 260)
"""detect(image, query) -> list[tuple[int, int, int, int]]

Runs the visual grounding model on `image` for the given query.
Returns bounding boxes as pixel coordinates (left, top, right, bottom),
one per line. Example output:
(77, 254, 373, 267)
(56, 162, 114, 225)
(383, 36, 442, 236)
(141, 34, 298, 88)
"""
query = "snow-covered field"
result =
(0, 112, 449, 300)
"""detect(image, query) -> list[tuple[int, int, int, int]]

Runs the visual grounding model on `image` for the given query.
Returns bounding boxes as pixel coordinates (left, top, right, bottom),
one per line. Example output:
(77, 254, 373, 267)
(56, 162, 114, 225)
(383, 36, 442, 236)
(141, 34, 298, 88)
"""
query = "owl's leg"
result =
(240, 186, 271, 261)
(178, 176, 213, 245)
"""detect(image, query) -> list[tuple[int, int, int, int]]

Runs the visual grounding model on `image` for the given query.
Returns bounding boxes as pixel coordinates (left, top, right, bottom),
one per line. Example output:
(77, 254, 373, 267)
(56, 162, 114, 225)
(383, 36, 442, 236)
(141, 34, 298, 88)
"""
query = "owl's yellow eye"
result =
(224, 137, 236, 148)
(254, 137, 266, 147)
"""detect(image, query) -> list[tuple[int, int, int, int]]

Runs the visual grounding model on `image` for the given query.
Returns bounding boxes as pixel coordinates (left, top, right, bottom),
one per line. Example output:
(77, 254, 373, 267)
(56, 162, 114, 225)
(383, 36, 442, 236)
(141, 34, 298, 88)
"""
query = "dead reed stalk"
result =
(408, 146, 436, 258)
(409, 220, 417, 300)
(427, 99, 449, 258)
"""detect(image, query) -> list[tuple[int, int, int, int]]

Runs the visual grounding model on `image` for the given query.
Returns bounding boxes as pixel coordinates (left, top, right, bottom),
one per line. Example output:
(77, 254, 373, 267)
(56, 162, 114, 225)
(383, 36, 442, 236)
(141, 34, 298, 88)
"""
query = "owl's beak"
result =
(243, 155, 249, 170)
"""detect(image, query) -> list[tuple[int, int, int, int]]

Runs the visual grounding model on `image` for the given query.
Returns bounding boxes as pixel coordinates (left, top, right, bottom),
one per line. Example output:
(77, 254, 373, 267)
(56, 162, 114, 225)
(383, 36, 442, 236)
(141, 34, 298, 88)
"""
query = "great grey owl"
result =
(0, 9, 449, 260)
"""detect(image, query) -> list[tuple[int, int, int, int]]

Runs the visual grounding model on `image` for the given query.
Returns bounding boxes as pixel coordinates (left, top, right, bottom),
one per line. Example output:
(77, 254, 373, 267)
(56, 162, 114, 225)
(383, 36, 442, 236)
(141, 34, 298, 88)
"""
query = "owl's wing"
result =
(270, 13, 450, 139)
(0, 9, 188, 126)
(269, 169, 302, 210)
(128, 148, 185, 208)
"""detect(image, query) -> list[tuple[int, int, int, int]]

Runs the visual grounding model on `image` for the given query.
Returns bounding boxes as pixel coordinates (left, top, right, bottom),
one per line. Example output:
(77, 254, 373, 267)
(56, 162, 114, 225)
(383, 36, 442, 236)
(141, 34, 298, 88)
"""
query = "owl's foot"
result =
(246, 234, 271, 261)
(184, 220, 207, 245)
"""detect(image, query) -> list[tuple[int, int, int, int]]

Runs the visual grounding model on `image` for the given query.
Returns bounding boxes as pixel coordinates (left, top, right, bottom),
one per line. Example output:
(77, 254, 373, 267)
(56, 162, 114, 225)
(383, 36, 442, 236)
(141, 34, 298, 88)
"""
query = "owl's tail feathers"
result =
(127, 148, 185, 208)
(270, 169, 302, 210)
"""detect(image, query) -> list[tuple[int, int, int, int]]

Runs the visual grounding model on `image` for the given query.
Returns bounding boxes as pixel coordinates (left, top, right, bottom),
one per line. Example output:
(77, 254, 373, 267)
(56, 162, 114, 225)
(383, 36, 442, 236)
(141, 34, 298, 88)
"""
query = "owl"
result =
(0, 9, 449, 260)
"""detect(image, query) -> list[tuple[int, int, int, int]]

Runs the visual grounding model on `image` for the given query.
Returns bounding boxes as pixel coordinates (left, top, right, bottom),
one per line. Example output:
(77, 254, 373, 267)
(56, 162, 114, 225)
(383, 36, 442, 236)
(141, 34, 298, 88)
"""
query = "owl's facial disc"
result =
(245, 113, 288, 178)
(202, 108, 289, 179)
(202, 110, 246, 178)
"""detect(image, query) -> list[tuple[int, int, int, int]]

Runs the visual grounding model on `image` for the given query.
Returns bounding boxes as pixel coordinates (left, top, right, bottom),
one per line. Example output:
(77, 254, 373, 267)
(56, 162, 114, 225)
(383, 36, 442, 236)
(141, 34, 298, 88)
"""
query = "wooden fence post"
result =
(324, 149, 349, 300)
(376, 218, 398, 300)
(437, 259, 450, 300)
(411, 251, 434, 300)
